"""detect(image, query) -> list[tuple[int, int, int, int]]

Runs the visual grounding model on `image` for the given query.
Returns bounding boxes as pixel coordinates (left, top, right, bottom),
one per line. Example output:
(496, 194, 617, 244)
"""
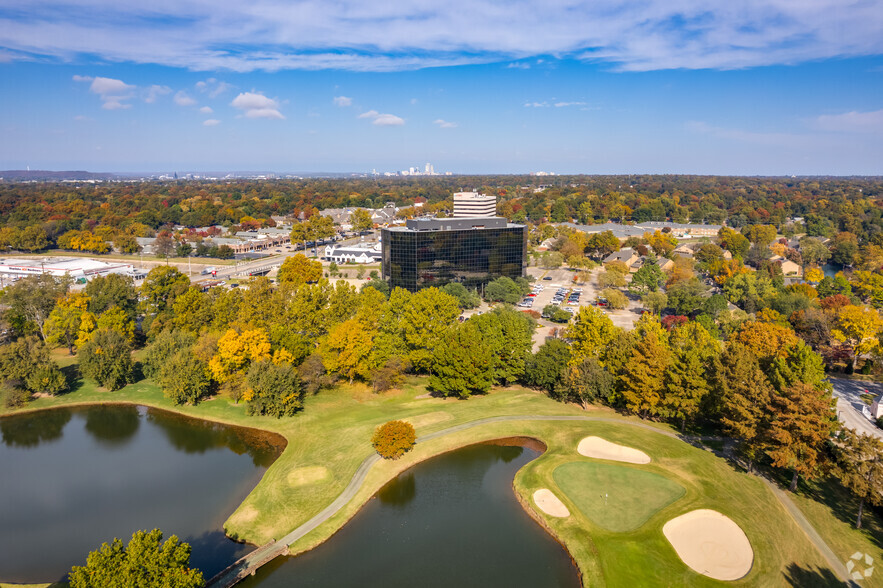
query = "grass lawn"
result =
(0, 366, 870, 587)
(553, 461, 685, 532)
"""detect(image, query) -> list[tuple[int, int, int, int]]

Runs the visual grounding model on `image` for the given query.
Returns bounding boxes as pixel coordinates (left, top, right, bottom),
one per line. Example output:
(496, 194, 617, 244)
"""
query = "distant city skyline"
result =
(1, 1, 882, 175)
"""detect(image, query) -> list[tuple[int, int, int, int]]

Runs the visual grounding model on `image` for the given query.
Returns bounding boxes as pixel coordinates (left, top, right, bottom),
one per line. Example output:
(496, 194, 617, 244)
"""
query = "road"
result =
(830, 378, 883, 440)
(207, 414, 852, 587)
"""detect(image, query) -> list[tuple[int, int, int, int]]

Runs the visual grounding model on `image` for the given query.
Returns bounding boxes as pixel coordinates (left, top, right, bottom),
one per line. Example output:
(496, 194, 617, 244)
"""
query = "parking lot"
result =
(525, 266, 642, 350)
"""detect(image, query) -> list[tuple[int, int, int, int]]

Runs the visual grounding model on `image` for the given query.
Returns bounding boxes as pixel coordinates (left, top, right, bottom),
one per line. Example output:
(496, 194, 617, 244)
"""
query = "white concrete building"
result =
(323, 243, 382, 264)
(453, 192, 496, 218)
(0, 257, 139, 282)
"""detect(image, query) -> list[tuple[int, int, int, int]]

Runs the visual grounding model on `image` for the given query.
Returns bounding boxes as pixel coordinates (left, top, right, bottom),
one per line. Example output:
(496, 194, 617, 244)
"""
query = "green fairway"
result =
(553, 461, 685, 532)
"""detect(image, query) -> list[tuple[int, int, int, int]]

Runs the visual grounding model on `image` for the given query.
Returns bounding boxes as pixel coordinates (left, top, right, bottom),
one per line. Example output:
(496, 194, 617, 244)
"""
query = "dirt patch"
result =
(577, 436, 651, 464)
(663, 509, 753, 581)
(533, 489, 570, 518)
(287, 466, 331, 487)
(404, 411, 453, 429)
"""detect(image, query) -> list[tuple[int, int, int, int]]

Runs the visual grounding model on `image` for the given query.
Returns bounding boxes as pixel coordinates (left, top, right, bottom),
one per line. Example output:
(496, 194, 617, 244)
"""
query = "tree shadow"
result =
(797, 476, 883, 551)
(782, 563, 844, 587)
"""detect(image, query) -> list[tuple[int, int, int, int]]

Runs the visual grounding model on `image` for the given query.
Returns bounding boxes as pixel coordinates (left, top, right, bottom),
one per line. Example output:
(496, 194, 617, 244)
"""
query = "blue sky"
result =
(1, 1, 882, 174)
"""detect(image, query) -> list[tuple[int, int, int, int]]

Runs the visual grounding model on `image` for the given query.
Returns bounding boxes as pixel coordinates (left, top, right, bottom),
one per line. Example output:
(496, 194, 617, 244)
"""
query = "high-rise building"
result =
(453, 192, 496, 218)
(381, 217, 527, 291)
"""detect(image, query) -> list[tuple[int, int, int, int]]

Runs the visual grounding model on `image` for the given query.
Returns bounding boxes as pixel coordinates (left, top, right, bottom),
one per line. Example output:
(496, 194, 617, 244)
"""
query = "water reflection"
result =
(0, 405, 282, 583)
(84, 405, 139, 447)
(378, 472, 416, 508)
(0, 408, 71, 448)
(241, 441, 579, 588)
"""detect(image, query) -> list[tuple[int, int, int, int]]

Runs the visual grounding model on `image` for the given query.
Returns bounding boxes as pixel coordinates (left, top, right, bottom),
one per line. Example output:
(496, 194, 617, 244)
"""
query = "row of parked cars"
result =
(518, 284, 545, 308)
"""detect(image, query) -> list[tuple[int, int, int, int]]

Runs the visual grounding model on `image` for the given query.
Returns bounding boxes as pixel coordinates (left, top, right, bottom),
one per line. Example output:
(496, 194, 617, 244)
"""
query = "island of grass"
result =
(3, 363, 882, 587)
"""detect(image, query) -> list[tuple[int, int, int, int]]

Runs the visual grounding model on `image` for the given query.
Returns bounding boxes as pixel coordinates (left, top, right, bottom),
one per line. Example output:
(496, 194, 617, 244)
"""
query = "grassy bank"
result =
(3, 369, 878, 586)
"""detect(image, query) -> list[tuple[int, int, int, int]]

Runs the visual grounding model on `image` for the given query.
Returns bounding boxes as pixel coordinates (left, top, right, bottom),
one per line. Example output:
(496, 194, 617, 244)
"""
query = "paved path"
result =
(831, 378, 883, 440)
(207, 414, 853, 587)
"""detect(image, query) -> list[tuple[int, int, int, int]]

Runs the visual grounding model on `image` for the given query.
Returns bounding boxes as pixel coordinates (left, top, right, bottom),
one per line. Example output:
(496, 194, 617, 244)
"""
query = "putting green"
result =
(553, 461, 685, 532)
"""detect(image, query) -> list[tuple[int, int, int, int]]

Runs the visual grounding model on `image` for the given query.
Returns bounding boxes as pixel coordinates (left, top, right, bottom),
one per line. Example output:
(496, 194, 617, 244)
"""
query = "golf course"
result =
(2, 365, 882, 587)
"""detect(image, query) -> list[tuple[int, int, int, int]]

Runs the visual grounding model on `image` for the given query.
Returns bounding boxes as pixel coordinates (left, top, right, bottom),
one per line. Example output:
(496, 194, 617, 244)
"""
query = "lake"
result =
(239, 439, 581, 588)
(0, 404, 284, 583)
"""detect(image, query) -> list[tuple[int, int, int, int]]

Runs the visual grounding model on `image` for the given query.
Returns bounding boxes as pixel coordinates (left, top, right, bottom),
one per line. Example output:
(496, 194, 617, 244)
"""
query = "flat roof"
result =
(388, 217, 522, 232)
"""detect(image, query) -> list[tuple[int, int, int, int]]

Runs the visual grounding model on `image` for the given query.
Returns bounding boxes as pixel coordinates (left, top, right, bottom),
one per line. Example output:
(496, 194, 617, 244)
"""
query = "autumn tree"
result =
(323, 317, 376, 383)
(566, 356, 614, 409)
(731, 319, 799, 364)
(277, 254, 322, 285)
(644, 230, 677, 256)
(742, 224, 777, 247)
(833, 429, 883, 529)
(620, 316, 670, 417)
(601, 288, 628, 310)
(831, 305, 883, 369)
(208, 328, 271, 384)
(766, 382, 836, 491)
(714, 342, 774, 468)
(350, 208, 374, 233)
(140, 266, 189, 316)
(69, 529, 204, 588)
(566, 305, 618, 365)
(45, 292, 93, 354)
(371, 420, 416, 459)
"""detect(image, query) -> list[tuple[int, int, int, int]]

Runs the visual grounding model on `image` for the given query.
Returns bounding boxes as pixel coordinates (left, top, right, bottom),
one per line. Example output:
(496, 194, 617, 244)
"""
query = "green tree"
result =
(429, 322, 494, 398)
(85, 274, 138, 318)
(586, 231, 620, 260)
(114, 233, 142, 254)
(441, 282, 481, 309)
(69, 528, 204, 588)
(484, 276, 522, 304)
(629, 257, 665, 294)
(277, 254, 322, 285)
(0, 335, 67, 406)
(566, 356, 614, 409)
(470, 307, 535, 385)
(140, 266, 190, 315)
(641, 291, 668, 315)
(523, 338, 570, 395)
(245, 360, 305, 417)
(2, 274, 71, 339)
(350, 208, 374, 233)
(160, 351, 212, 405)
(15, 225, 50, 251)
(743, 224, 777, 247)
(766, 382, 837, 491)
(830, 231, 859, 266)
(78, 328, 134, 391)
(767, 341, 828, 393)
(663, 322, 718, 430)
(799, 237, 831, 267)
(833, 429, 883, 529)
(600, 288, 628, 310)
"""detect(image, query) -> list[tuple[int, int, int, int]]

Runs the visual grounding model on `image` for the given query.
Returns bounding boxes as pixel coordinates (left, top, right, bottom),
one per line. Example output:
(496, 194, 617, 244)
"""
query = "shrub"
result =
(371, 420, 416, 459)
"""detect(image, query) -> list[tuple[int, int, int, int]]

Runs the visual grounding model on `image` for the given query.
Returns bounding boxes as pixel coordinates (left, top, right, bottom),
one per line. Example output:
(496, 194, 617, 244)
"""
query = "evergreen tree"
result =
(833, 429, 883, 529)
(663, 322, 719, 430)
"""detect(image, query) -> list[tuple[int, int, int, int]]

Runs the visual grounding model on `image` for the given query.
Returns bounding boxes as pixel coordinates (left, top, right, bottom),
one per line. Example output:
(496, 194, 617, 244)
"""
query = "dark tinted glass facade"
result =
(382, 224, 527, 291)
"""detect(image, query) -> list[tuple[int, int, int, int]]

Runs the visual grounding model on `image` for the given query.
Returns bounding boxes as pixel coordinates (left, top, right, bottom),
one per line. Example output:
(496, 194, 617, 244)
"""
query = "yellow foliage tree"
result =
(732, 320, 799, 362)
(208, 328, 272, 382)
(832, 305, 883, 370)
(804, 266, 824, 284)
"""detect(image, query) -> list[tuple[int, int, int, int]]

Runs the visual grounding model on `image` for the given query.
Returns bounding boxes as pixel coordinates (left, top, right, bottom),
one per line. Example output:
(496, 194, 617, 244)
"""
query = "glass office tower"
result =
(382, 217, 527, 291)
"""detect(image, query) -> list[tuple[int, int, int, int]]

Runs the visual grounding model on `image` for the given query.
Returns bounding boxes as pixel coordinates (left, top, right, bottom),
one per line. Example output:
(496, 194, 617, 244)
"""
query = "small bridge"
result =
(234, 262, 280, 278)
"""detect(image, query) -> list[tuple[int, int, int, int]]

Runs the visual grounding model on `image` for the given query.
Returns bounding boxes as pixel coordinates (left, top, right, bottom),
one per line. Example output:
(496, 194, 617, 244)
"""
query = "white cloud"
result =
(524, 102, 549, 108)
(358, 110, 404, 126)
(174, 91, 197, 106)
(144, 85, 171, 103)
(197, 78, 233, 98)
(16, 2, 883, 72)
(814, 109, 883, 134)
(199, 106, 213, 114)
(434, 119, 458, 128)
(203, 119, 221, 126)
(74, 75, 135, 109)
(231, 91, 284, 119)
(554, 101, 586, 107)
(507, 62, 530, 69)
(333, 96, 352, 107)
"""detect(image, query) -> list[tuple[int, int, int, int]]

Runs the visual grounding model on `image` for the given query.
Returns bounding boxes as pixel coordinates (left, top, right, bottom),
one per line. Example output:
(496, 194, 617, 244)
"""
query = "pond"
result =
(0, 404, 284, 583)
(239, 439, 580, 588)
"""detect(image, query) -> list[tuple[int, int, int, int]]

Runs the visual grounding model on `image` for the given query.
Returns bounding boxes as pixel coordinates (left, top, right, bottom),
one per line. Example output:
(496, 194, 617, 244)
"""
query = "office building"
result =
(382, 217, 527, 291)
(453, 192, 496, 218)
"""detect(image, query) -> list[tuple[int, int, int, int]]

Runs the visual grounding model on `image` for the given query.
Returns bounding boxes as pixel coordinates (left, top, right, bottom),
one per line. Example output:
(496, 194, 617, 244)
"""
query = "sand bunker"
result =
(663, 509, 753, 581)
(533, 489, 570, 518)
(577, 436, 651, 464)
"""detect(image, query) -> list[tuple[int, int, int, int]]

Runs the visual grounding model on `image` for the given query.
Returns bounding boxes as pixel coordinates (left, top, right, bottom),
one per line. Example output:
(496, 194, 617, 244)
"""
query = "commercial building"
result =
(453, 192, 496, 218)
(382, 217, 527, 291)
(0, 257, 140, 282)
(323, 243, 382, 264)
